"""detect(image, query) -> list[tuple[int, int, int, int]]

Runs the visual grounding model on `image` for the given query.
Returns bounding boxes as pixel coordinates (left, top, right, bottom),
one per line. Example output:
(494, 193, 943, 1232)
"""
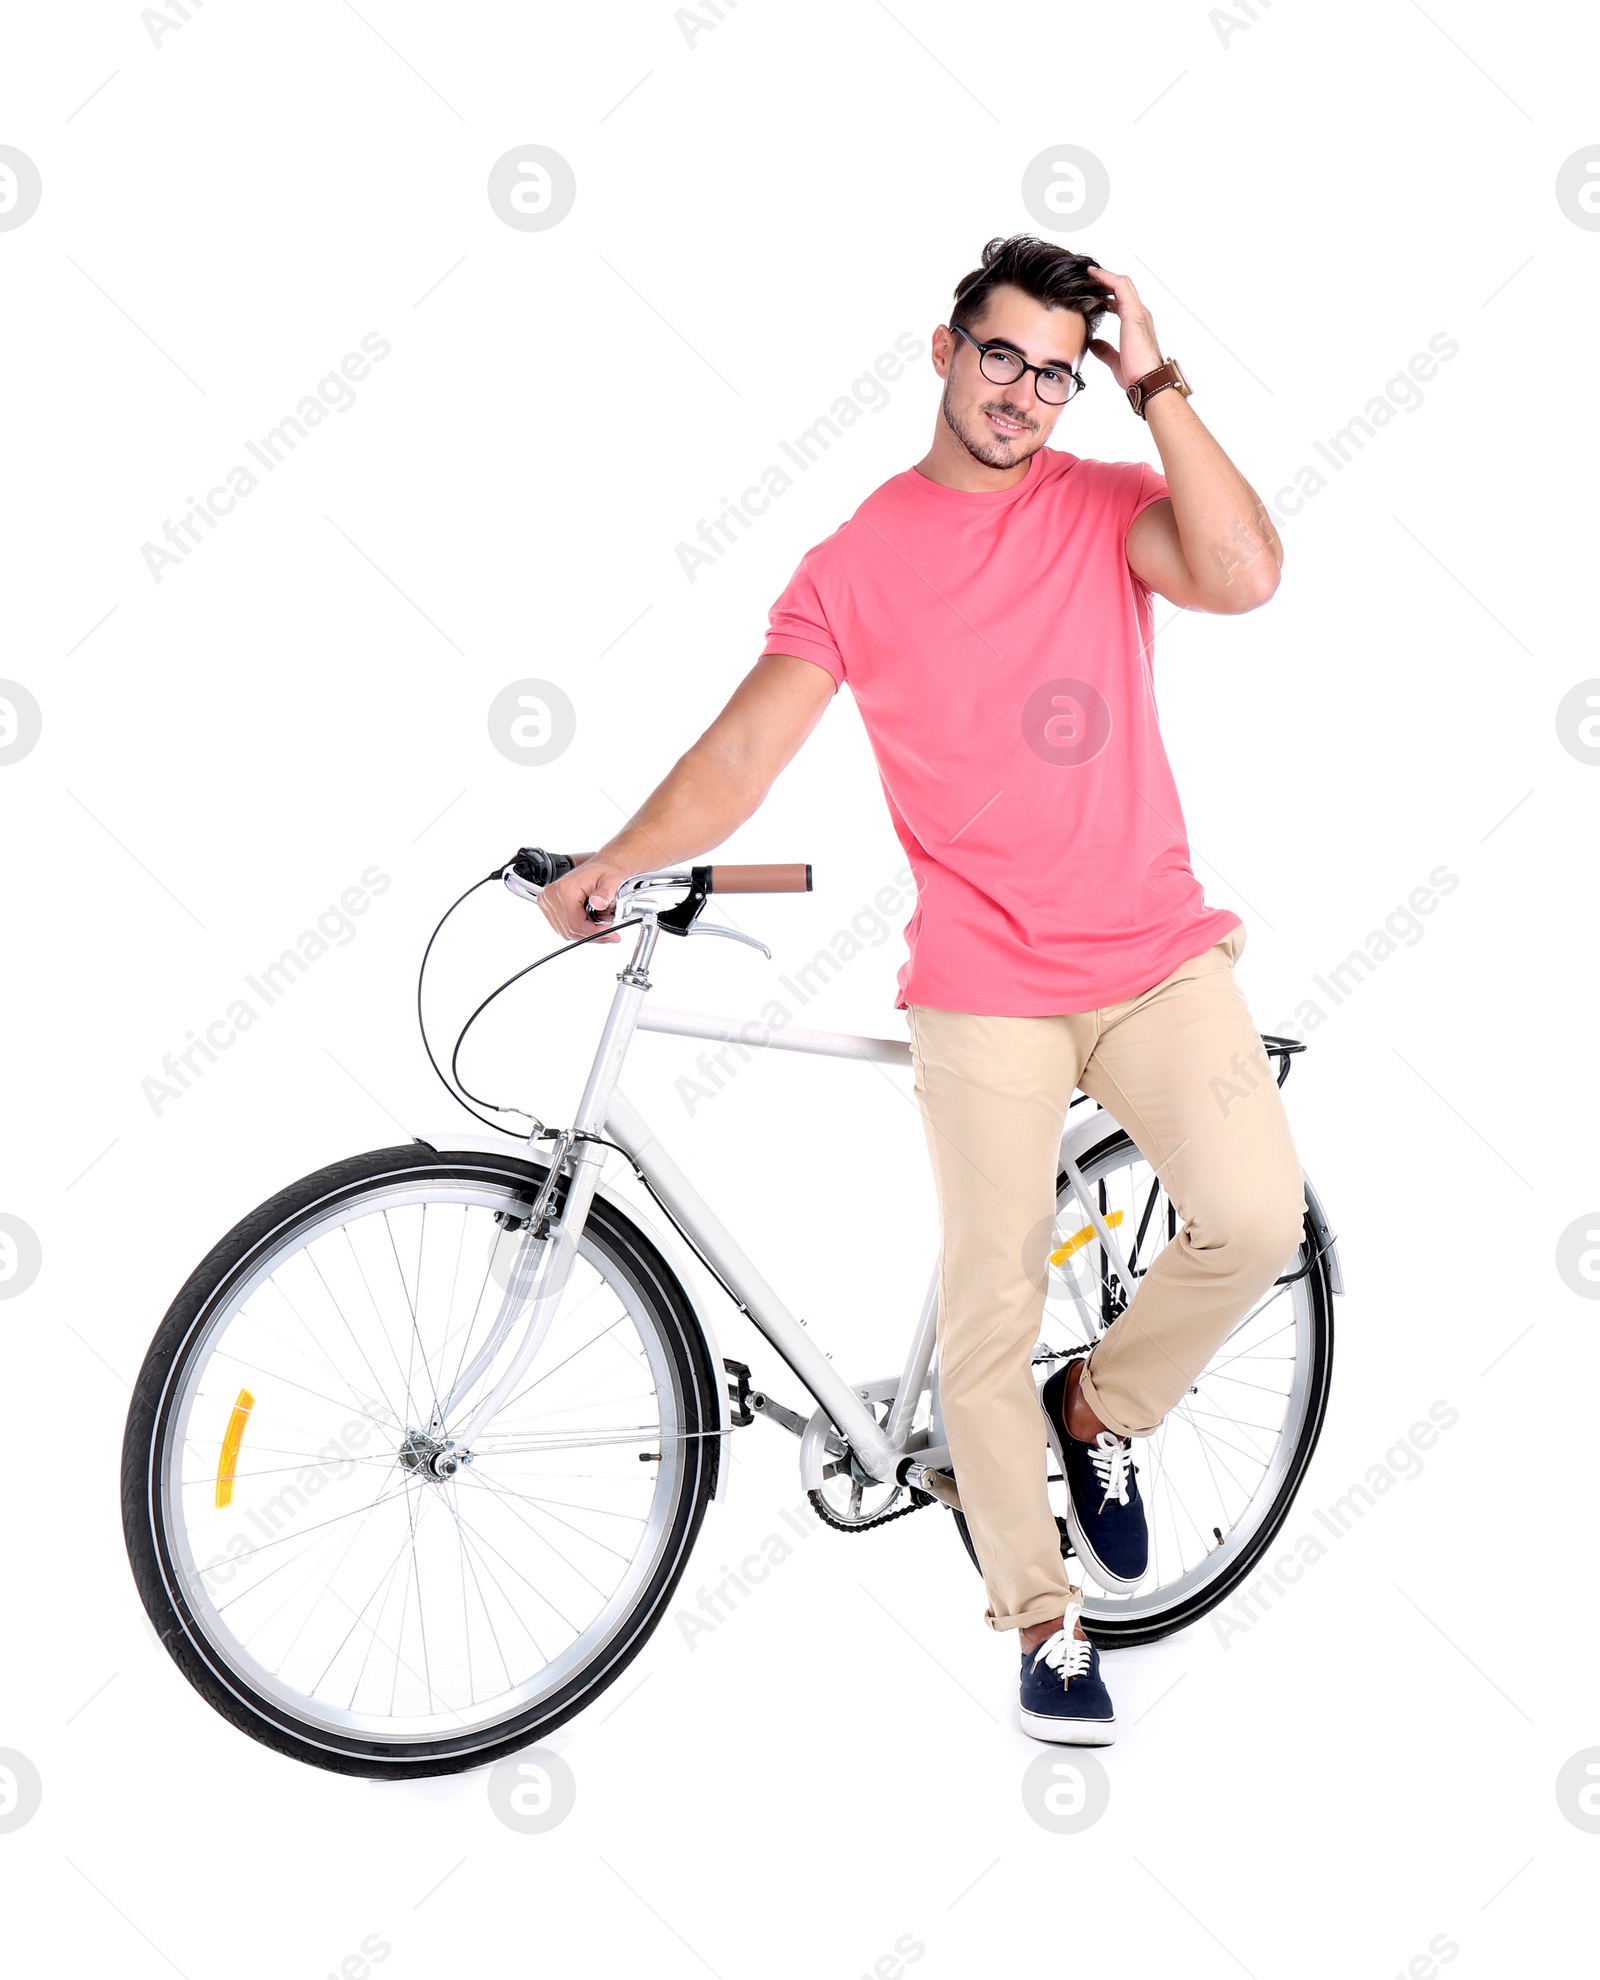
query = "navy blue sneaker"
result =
(1040, 1361, 1149, 1592)
(1019, 1620, 1116, 1744)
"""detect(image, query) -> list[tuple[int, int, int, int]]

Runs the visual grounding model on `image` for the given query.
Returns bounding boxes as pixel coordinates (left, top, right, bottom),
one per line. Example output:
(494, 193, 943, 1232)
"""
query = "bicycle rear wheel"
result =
(122, 1143, 721, 1777)
(952, 1118, 1334, 1646)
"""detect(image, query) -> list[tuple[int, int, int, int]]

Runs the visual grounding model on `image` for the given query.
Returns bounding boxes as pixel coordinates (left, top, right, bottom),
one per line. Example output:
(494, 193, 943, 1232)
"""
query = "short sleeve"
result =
(1123, 462, 1170, 602)
(760, 547, 846, 691)
(1126, 459, 1170, 533)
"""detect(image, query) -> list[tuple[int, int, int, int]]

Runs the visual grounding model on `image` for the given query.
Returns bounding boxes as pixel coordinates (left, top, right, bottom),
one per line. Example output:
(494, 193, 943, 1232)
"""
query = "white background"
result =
(3, 0, 1597, 1972)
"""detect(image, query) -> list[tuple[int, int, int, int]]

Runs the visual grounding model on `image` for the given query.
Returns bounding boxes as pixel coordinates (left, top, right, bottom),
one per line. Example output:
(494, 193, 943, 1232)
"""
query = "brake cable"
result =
(415, 863, 785, 1342)
(414, 861, 643, 1143)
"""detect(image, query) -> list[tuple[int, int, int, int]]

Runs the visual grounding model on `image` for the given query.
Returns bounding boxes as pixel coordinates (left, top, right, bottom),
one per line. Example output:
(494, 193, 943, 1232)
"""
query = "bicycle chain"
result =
(805, 1484, 937, 1534)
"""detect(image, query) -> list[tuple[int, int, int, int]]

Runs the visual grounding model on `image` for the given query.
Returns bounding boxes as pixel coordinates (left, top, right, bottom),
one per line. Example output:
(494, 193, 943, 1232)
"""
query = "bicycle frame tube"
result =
(444, 911, 922, 1482)
(602, 1089, 914, 1481)
(1058, 1149, 1137, 1295)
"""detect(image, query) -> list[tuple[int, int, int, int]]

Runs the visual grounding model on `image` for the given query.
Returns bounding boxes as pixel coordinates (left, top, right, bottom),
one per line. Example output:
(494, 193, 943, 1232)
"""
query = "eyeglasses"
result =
(946, 322, 1085, 405)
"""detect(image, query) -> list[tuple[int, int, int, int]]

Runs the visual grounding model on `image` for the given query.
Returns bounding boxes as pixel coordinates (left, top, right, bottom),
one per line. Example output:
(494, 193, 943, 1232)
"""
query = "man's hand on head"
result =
(1083, 266, 1163, 392)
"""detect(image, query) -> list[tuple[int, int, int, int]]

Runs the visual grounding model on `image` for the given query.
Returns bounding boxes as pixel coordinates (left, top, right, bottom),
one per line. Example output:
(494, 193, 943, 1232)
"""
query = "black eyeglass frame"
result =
(945, 321, 1087, 406)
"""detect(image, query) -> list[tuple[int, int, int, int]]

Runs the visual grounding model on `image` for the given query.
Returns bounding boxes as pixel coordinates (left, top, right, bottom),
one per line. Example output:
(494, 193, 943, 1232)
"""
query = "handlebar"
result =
(506, 847, 812, 898)
(701, 863, 813, 894)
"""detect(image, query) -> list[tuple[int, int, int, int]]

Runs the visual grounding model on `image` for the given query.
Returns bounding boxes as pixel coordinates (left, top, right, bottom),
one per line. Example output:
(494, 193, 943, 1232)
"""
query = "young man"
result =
(540, 235, 1307, 1745)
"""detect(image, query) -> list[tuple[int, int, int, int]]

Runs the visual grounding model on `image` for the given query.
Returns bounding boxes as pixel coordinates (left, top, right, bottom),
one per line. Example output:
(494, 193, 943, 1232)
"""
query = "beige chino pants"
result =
(907, 926, 1308, 1634)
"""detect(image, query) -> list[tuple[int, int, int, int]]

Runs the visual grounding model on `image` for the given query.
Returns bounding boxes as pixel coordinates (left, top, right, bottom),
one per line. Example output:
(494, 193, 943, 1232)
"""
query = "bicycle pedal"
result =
(723, 1357, 754, 1428)
(902, 1461, 962, 1512)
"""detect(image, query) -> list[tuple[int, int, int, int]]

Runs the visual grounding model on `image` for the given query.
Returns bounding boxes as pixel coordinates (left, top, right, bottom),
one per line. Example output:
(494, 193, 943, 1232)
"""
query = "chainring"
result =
(800, 1379, 935, 1533)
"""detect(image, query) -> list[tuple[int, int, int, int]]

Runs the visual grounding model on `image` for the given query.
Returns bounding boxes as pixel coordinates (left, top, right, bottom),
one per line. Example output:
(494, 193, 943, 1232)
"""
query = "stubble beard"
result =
(940, 382, 1043, 470)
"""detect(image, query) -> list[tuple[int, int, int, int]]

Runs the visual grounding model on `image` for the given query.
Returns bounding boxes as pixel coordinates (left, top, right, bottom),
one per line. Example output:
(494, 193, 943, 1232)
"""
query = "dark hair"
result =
(949, 235, 1113, 351)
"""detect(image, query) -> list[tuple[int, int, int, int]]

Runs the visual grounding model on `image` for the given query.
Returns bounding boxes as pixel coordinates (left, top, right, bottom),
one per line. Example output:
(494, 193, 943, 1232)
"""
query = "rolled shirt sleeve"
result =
(760, 548, 846, 690)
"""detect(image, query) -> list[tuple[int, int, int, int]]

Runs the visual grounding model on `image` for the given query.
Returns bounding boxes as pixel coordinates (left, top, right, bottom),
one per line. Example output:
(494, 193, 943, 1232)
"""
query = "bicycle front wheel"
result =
(122, 1143, 722, 1777)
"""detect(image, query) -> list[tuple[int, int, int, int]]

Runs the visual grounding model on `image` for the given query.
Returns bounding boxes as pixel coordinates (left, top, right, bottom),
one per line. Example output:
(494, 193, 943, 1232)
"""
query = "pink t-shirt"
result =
(760, 446, 1240, 1015)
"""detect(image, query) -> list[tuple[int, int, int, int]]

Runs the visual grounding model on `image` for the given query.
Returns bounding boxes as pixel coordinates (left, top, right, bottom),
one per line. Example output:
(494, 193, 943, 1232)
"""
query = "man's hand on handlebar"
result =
(538, 858, 632, 944)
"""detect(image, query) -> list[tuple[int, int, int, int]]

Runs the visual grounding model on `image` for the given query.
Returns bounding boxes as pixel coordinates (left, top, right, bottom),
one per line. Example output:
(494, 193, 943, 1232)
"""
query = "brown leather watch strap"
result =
(1127, 359, 1188, 419)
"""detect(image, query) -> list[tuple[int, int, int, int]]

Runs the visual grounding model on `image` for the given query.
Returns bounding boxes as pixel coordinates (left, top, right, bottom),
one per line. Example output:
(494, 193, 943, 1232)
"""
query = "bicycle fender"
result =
(418, 1131, 735, 1502)
(1300, 1174, 1344, 1294)
(1056, 1108, 1344, 1296)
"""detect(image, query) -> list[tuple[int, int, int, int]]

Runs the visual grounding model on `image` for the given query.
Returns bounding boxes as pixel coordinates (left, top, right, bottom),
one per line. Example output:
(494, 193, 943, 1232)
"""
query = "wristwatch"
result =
(1127, 358, 1191, 419)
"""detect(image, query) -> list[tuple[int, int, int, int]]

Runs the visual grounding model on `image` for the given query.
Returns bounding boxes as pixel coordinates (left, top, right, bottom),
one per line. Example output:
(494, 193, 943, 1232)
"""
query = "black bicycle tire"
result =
(950, 1127, 1336, 1649)
(121, 1143, 722, 1778)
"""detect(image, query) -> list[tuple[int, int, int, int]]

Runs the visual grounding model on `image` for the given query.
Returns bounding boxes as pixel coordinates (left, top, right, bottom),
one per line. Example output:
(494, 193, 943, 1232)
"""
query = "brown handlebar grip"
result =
(703, 863, 813, 894)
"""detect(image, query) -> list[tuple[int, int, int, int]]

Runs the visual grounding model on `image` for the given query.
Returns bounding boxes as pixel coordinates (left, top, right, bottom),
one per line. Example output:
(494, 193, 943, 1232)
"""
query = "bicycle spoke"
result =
(437, 1204, 471, 1397)
(443, 1217, 502, 1406)
(203, 1347, 396, 1428)
(404, 1482, 435, 1714)
(334, 1223, 425, 1427)
(305, 1500, 425, 1695)
(443, 1484, 518, 1695)
(1169, 1399, 1256, 1501)
(205, 1473, 415, 1608)
(384, 1203, 443, 1432)
(451, 1479, 650, 1525)
(489, 1311, 637, 1420)
(1199, 1368, 1298, 1399)
(180, 1454, 398, 1487)
(258, 1273, 382, 1426)
(467, 1425, 683, 1452)
(457, 1471, 621, 1596)
(441, 1499, 584, 1636)
(303, 1245, 408, 1432)
(267, 1463, 411, 1673)
(346, 1547, 412, 1711)
(458, 1468, 640, 1567)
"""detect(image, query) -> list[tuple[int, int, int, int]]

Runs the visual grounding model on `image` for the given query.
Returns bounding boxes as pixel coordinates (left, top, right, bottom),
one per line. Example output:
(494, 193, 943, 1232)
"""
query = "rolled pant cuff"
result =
(1076, 1360, 1156, 1442)
(987, 1597, 1082, 1634)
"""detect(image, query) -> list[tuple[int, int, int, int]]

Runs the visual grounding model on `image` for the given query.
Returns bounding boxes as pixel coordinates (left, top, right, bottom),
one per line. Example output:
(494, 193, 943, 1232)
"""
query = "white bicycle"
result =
(122, 849, 1340, 1777)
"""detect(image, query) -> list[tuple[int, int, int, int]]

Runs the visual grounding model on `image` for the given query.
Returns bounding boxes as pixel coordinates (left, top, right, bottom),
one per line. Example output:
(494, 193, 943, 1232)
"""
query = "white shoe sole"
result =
(1019, 1706, 1117, 1746)
(1042, 1408, 1150, 1596)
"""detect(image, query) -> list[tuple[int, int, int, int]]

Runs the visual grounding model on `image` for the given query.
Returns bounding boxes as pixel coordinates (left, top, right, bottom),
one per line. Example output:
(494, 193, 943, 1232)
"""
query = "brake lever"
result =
(687, 921, 772, 960)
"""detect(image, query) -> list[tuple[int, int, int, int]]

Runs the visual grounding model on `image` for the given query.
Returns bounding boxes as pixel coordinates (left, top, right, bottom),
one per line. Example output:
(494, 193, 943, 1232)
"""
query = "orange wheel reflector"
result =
(1049, 1209, 1124, 1268)
(215, 1388, 256, 1508)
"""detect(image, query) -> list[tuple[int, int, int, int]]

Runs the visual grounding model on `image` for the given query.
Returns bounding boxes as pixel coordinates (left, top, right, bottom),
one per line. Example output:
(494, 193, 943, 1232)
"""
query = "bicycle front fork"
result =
(428, 920, 659, 1461)
(421, 1129, 592, 1462)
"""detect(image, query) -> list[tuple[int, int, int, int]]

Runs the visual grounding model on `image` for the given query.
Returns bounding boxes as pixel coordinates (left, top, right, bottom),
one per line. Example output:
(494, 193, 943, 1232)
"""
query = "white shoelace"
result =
(1089, 1430, 1132, 1510)
(1032, 1623, 1093, 1683)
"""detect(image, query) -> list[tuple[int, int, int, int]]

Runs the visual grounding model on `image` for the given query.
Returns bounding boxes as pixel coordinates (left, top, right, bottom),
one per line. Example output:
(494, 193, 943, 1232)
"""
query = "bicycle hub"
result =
(397, 1428, 464, 1482)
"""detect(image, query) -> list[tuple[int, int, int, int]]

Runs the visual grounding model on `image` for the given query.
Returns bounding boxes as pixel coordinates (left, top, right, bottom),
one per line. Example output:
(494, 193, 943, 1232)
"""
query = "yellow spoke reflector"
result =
(215, 1388, 256, 1508)
(1049, 1209, 1124, 1267)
